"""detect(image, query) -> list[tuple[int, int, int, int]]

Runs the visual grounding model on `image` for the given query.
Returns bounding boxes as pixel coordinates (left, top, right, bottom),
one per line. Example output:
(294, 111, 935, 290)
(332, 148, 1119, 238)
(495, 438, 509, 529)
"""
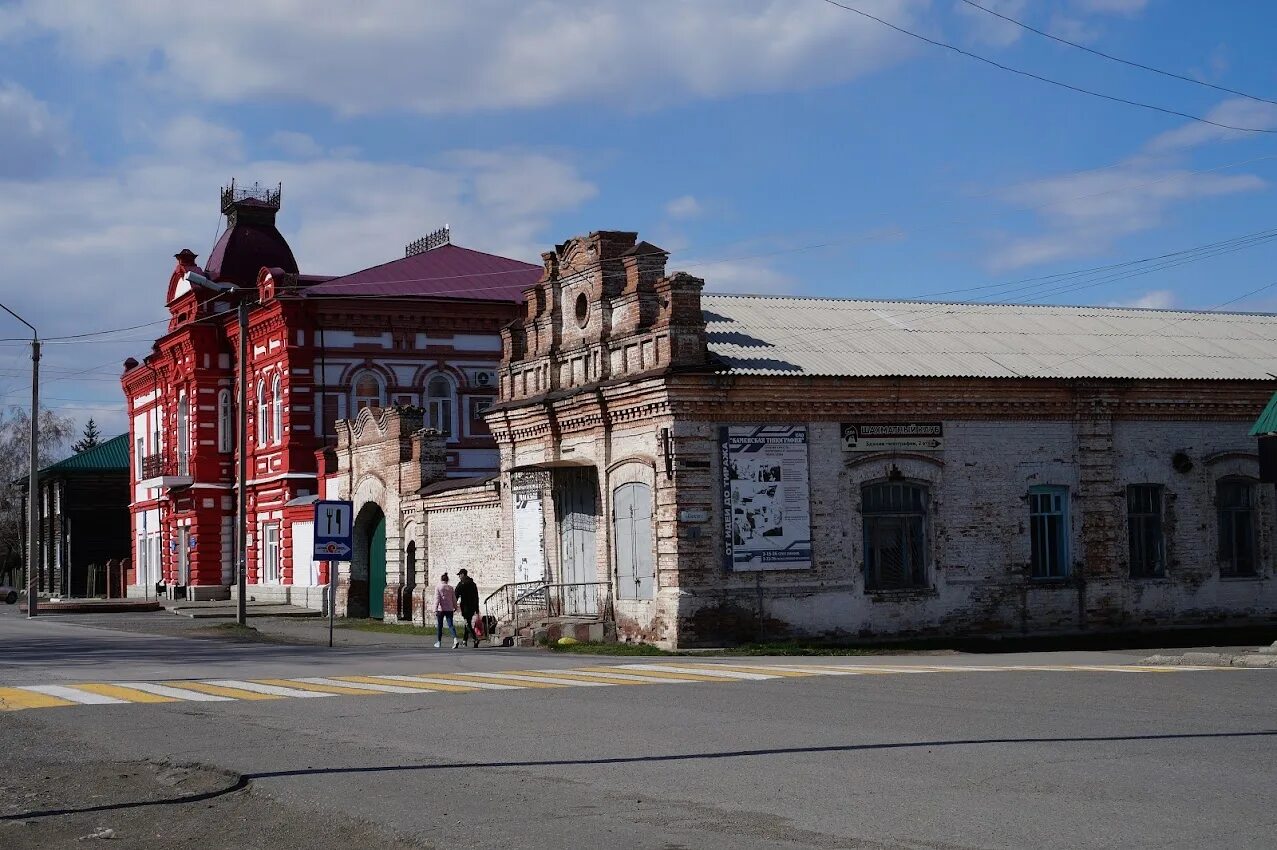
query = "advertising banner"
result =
(720, 425, 812, 571)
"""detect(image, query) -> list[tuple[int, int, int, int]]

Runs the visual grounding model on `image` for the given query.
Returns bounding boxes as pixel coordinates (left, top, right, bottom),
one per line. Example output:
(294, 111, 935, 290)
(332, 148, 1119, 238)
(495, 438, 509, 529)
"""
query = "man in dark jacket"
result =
(456, 569, 482, 648)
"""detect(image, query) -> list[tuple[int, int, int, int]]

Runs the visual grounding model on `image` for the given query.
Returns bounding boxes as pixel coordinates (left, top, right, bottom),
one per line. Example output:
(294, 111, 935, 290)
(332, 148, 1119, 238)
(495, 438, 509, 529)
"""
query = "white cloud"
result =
(953, 0, 1027, 47)
(1109, 289, 1175, 309)
(691, 258, 798, 295)
(987, 165, 1265, 271)
(268, 131, 324, 159)
(0, 0, 927, 115)
(0, 117, 598, 435)
(1144, 98, 1277, 154)
(1071, 0, 1147, 14)
(665, 195, 703, 220)
(0, 81, 70, 177)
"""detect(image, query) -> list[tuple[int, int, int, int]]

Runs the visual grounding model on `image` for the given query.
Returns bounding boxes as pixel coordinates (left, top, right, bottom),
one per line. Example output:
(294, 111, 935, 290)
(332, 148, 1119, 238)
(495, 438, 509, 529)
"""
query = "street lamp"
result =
(184, 272, 249, 627)
(0, 303, 40, 618)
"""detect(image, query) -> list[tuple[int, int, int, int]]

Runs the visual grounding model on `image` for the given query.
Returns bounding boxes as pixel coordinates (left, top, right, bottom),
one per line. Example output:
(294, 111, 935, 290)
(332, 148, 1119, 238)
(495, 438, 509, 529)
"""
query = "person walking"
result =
(456, 568, 481, 648)
(433, 572, 458, 649)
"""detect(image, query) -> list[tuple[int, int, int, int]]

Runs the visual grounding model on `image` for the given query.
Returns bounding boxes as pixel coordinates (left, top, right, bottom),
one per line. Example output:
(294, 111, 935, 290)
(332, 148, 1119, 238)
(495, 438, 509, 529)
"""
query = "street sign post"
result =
(313, 500, 354, 648)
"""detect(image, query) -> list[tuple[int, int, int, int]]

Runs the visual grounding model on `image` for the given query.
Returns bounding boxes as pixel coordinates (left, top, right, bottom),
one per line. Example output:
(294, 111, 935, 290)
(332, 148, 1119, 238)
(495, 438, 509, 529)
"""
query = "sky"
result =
(1, 0, 1275, 440)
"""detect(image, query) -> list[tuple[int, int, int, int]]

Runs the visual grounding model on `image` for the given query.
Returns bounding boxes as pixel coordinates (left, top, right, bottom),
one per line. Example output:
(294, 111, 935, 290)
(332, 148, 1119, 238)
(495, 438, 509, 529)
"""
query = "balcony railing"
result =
(138, 453, 192, 487)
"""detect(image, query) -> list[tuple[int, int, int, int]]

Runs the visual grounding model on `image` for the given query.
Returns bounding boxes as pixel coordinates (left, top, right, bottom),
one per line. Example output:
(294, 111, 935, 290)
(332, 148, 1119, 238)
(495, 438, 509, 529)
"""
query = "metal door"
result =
(613, 483, 654, 600)
(369, 515, 386, 620)
(556, 469, 597, 615)
(177, 527, 190, 585)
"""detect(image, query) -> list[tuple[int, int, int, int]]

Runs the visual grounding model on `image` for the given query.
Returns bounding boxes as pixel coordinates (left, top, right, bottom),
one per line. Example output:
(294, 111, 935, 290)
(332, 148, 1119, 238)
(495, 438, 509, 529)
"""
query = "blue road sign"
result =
(314, 500, 354, 561)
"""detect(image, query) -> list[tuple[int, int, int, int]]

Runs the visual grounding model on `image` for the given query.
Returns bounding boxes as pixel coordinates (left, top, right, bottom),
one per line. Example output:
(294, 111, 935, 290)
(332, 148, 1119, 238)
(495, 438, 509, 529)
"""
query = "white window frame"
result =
(177, 391, 190, 475)
(352, 370, 384, 413)
(425, 374, 455, 438)
(272, 374, 283, 444)
(217, 389, 233, 453)
(256, 380, 268, 446)
(260, 522, 281, 584)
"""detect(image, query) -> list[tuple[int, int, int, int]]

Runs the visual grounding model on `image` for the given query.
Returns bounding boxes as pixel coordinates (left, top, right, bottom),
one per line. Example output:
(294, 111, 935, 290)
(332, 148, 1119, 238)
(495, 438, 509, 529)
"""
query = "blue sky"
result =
(0, 0, 1275, 437)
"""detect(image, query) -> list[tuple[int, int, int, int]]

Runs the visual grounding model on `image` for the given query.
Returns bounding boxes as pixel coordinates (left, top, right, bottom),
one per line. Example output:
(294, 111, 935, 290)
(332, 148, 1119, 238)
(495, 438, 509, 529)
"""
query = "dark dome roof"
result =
(205, 215, 298, 288)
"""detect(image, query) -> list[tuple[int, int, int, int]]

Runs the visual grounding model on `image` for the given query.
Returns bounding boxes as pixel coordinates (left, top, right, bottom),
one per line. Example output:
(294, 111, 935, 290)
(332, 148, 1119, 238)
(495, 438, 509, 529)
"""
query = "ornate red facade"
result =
(122, 184, 531, 602)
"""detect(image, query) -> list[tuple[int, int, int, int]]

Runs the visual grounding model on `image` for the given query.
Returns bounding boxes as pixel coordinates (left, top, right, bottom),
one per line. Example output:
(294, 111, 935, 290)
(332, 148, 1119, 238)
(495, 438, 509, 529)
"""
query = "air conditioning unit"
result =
(472, 370, 496, 388)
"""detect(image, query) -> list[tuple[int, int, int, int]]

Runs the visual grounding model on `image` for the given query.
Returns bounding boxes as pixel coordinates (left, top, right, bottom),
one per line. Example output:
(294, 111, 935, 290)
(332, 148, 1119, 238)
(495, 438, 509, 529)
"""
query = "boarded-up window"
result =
(613, 482, 654, 600)
(862, 482, 928, 590)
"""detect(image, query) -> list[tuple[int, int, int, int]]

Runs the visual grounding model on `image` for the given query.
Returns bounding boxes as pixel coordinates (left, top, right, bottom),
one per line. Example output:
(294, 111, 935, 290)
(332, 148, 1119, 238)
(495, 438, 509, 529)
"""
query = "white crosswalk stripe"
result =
(114, 682, 235, 702)
(626, 664, 779, 680)
(378, 675, 522, 690)
(202, 680, 336, 698)
(17, 685, 129, 705)
(474, 672, 615, 687)
(294, 677, 425, 694)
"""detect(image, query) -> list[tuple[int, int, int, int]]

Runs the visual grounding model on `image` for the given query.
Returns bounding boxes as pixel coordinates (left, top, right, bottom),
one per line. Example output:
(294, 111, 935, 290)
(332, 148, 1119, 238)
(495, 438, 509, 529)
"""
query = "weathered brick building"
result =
(328, 230, 1277, 646)
(121, 182, 534, 610)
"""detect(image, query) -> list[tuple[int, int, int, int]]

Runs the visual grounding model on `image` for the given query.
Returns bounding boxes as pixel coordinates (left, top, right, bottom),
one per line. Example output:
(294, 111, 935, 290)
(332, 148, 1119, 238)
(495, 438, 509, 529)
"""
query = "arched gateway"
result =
(350, 502, 386, 619)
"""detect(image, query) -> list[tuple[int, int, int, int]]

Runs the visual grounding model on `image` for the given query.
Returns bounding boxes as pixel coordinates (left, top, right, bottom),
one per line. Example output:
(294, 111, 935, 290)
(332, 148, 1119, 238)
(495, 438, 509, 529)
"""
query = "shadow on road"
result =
(6, 729, 1275, 821)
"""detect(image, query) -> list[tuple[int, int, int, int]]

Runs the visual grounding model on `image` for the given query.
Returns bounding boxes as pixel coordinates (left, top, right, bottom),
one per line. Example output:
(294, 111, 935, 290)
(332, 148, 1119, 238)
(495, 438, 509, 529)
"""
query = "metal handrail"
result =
(483, 580, 615, 641)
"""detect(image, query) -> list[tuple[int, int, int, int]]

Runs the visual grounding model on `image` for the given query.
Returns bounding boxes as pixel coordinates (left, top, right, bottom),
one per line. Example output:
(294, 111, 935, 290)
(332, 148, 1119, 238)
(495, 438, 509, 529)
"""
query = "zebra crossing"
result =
(0, 661, 1247, 713)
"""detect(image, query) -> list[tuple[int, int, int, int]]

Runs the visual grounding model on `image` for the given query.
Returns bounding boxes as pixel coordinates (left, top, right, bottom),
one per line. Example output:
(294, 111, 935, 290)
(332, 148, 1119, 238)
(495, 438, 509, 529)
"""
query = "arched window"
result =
(177, 392, 189, 475)
(426, 374, 454, 437)
(272, 374, 283, 444)
(256, 380, 268, 446)
(217, 389, 233, 453)
(861, 481, 929, 591)
(352, 371, 383, 412)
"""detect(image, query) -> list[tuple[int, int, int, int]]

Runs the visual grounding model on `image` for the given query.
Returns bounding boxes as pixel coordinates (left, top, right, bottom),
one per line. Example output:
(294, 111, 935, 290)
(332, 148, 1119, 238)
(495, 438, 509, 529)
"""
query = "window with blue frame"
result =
(1029, 486, 1069, 578)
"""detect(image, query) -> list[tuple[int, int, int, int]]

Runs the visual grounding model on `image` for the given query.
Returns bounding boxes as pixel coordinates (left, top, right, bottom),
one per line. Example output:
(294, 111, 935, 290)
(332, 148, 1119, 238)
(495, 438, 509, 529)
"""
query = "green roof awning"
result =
(1250, 393, 1277, 436)
(41, 434, 130, 473)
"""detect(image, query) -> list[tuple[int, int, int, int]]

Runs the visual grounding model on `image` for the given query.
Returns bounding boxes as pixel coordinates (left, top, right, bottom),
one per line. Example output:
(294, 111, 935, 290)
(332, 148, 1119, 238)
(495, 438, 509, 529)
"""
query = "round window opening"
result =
(574, 292, 589, 327)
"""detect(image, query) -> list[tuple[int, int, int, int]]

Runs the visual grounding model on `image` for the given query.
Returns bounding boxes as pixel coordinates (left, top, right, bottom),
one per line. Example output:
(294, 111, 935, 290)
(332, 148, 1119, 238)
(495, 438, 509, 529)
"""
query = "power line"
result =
(957, 0, 1277, 108)
(819, 0, 1277, 133)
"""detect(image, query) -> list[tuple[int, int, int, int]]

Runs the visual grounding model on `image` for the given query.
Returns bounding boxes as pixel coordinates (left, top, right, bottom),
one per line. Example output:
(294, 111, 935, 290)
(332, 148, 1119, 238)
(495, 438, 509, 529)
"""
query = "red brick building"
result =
(121, 182, 534, 611)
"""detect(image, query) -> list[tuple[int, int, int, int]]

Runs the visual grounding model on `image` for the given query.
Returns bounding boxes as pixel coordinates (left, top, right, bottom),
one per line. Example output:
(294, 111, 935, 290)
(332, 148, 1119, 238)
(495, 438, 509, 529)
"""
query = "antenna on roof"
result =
(405, 225, 451, 257)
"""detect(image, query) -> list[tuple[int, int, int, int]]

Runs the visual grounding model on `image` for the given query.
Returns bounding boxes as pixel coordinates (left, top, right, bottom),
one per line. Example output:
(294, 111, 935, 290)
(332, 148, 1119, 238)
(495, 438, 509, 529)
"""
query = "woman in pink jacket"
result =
(434, 573, 459, 649)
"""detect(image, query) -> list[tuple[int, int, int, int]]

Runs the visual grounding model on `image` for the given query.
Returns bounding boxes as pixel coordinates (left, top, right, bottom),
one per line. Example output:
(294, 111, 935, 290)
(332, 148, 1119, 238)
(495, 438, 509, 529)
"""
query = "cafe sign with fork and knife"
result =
(313, 500, 354, 560)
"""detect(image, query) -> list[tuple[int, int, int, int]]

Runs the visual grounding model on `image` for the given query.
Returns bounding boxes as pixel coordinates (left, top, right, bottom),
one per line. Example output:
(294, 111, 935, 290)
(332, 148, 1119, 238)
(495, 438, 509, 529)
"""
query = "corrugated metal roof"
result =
(1250, 392, 1277, 435)
(305, 243, 539, 301)
(701, 294, 1277, 380)
(42, 434, 129, 473)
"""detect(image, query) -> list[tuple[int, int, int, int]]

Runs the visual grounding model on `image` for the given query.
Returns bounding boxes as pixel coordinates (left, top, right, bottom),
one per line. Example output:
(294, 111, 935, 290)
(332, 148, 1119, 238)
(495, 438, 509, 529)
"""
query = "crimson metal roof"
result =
(304, 243, 540, 301)
(703, 294, 1277, 380)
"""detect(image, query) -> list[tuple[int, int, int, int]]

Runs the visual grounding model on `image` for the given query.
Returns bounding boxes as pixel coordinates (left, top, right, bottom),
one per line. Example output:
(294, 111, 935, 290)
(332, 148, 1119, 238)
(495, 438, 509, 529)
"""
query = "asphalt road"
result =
(1, 608, 1274, 849)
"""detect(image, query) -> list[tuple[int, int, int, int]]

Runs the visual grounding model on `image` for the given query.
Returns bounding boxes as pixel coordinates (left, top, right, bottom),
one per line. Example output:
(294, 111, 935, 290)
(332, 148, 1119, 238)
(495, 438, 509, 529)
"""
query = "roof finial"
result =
(405, 225, 451, 257)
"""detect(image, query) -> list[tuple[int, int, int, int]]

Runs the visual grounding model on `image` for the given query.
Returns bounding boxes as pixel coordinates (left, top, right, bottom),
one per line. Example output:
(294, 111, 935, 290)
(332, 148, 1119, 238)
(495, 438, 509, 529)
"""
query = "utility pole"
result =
(0, 303, 40, 618)
(235, 297, 248, 627)
(181, 272, 250, 626)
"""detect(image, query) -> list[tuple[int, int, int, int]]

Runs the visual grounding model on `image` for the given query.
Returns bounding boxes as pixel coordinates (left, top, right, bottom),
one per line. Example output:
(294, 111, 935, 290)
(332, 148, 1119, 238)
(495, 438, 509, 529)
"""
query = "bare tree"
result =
(0, 406, 75, 585)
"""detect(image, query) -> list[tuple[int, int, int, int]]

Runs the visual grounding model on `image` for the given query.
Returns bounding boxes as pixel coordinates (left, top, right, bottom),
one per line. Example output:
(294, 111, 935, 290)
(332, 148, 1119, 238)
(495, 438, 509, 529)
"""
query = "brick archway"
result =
(350, 502, 386, 619)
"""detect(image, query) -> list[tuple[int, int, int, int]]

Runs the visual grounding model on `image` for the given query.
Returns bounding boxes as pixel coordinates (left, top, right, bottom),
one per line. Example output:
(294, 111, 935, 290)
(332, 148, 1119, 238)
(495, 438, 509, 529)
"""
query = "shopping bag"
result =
(472, 612, 485, 639)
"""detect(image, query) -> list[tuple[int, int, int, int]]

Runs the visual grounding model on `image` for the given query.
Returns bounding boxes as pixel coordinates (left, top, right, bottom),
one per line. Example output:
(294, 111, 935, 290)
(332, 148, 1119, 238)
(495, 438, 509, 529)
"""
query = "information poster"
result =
(720, 425, 812, 571)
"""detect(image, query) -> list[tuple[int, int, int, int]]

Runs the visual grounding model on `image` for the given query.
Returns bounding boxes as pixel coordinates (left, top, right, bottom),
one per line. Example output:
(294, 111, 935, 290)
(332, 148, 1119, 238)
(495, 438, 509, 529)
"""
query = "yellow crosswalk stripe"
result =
(436, 672, 565, 689)
(579, 665, 731, 683)
(687, 664, 819, 677)
(164, 681, 283, 700)
(73, 683, 177, 704)
(256, 678, 377, 696)
(508, 670, 649, 685)
(0, 686, 75, 711)
(338, 675, 480, 694)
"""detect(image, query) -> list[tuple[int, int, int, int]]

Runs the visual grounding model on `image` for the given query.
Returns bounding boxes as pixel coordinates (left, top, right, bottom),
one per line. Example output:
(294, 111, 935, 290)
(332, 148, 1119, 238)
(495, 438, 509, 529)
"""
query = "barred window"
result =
(862, 482, 929, 591)
(1029, 486, 1070, 578)
(1127, 485, 1165, 578)
(1217, 479, 1257, 577)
